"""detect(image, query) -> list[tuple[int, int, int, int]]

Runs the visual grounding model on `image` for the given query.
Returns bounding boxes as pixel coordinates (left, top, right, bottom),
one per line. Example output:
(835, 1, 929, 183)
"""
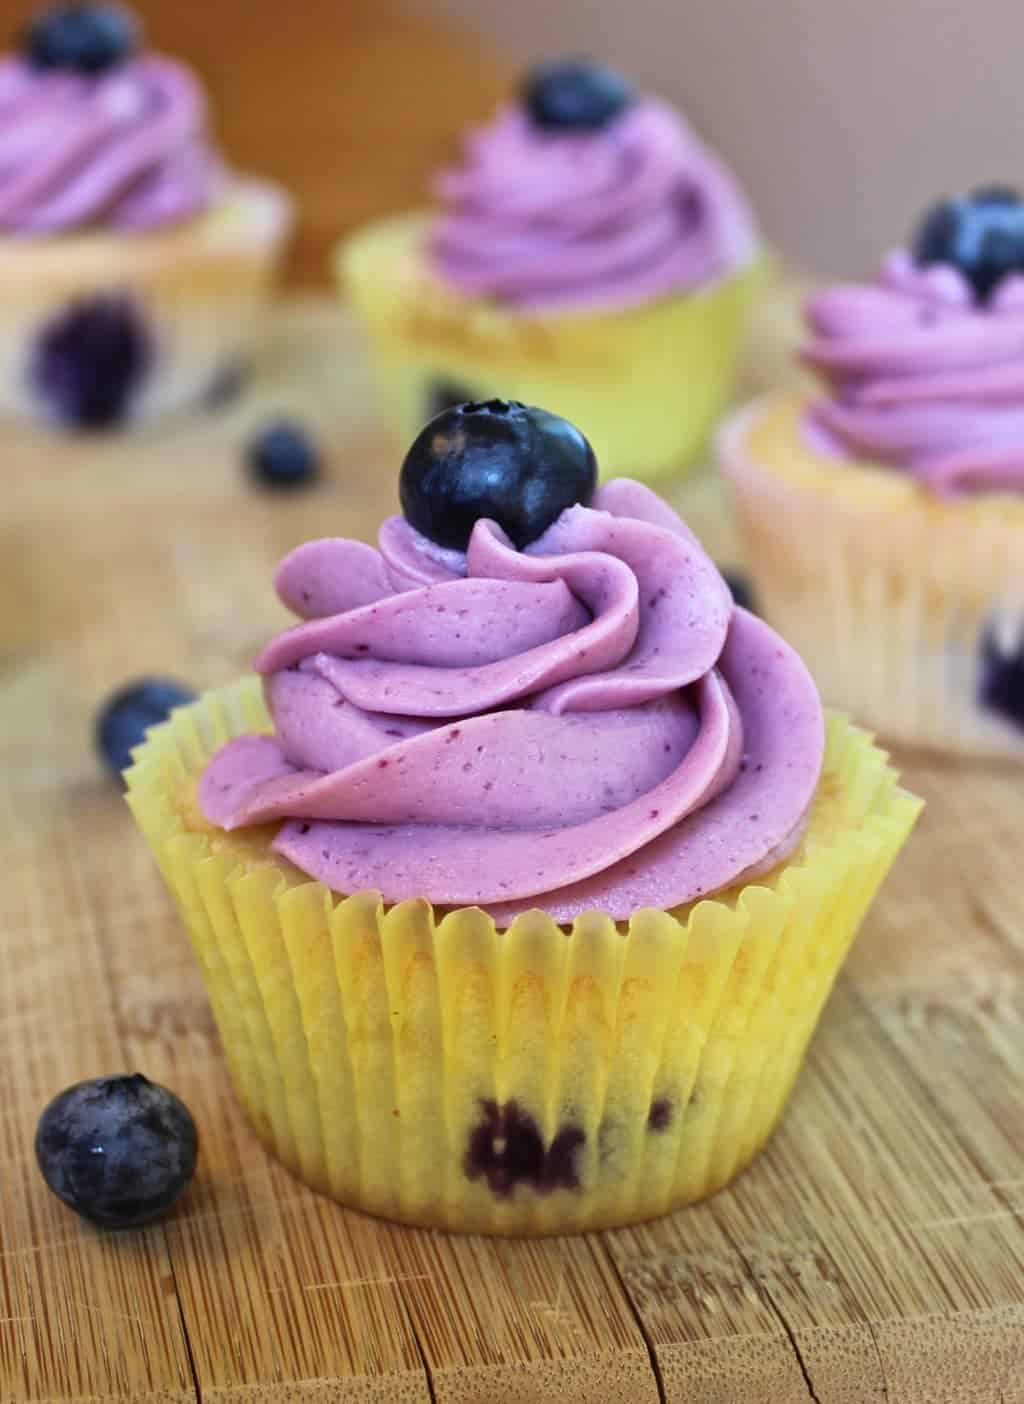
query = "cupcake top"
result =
(0, 4, 223, 234)
(803, 187, 1024, 495)
(199, 402, 823, 925)
(428, 58, 760, 315)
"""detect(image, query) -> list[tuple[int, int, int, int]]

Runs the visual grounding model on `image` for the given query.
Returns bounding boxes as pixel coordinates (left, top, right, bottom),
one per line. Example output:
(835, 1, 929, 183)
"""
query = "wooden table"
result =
(2, 296, 1023, 1403)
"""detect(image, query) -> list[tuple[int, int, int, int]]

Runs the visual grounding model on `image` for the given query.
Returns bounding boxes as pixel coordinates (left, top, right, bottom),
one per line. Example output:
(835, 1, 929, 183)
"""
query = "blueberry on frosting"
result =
(522, 58, 635, 133)
(913, 186, 1024, 302)
(399, 399, 598, 551)
(25, 4, 139, 75)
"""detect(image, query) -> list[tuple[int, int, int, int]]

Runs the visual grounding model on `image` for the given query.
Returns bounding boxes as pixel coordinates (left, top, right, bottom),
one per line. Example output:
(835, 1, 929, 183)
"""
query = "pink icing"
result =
(428, 100, 759, 314)
(199, 480, 824, 924)
(0, 54, 223, 233)
(803, 250, 1024, 494)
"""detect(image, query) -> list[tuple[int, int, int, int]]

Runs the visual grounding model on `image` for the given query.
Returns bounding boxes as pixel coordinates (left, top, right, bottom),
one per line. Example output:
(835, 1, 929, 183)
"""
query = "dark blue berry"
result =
(913, 186, 1024, 302)
(425, 376, 479, 424)
(33, 294, 151, 429)
(247, 419, 321, 491)
(25, 4, 139, 75)
(523, 58, 635, 132)
(464, 1100, 583, 1198)
(400, 399, 597, 551)
(721, 569, 758, 614)
(979, 622, 1024, 733)
(36, 1074, 198, 1229)
(95, 678, 195, 779)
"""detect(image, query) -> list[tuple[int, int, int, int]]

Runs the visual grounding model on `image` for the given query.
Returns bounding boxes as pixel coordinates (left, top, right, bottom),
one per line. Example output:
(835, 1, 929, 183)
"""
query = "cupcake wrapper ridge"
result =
(721, 394, 1024, 760)
(126, 677, 920, 1234)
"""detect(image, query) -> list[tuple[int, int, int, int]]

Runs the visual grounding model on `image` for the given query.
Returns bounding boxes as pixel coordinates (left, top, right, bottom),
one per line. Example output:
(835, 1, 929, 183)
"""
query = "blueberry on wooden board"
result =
(95, 678, 195, 779)
(36, 1074, 198, 1228)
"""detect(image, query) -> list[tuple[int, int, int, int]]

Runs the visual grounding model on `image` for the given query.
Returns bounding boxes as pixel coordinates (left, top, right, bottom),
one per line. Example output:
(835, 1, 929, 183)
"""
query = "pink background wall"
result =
(419, 0, 1024, 277)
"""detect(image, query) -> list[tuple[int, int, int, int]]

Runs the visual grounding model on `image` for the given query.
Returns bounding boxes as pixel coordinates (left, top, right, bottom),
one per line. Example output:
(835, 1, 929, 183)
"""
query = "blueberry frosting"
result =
(804, 251, 1024, 495)
(199, 480, 823, 924)
(428, 99, 759, 314)
(0, 51, 222, 232)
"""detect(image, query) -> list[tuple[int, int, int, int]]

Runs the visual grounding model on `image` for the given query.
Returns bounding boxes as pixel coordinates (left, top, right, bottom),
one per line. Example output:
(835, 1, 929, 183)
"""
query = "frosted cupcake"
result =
(721, 186, 1024, 758)
(127, 400, 919, 1234)
(0, 4, 291, 427)
(340, 59, 763, 481)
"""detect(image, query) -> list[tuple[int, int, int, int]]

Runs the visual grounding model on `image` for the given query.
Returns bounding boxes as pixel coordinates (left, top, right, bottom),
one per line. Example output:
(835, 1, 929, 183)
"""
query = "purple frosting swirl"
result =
(428, 100, 759, 314)
(0, 54, 223, 233)
(198, 481, 823, 924)
(804, 251, 1024, 495)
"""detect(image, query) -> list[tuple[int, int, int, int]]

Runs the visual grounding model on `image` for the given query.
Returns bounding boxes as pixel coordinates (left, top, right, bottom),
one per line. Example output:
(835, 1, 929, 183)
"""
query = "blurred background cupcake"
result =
(340, 57, 764, 482)
(721, 187, 1024, 760)
(0, 3, 292, 429)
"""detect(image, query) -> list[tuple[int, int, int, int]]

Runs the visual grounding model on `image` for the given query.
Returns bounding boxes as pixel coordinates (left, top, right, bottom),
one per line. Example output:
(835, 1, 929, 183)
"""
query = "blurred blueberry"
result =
(246, 419, 321, 491)
(721, 569, 758, 615)
(33, 295, 151, 429)
(95, 678, 195, 780)
(25, 5, 139, 76)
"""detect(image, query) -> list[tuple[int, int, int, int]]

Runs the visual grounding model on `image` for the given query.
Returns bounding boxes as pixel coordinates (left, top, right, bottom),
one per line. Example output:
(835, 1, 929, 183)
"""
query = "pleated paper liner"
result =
(126, 678, 920, 1235)
(339, 213, 766, 484)
(721, 394, 1024, 760)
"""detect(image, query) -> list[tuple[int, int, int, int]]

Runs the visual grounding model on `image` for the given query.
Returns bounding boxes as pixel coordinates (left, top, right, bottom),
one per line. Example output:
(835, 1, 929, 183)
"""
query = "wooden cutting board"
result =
(1, 297, 1022, 1404)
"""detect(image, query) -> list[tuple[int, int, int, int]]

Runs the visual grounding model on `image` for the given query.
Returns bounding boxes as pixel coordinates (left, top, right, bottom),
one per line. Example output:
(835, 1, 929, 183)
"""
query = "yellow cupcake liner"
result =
(339, 213, 765, 484)
(720, 393, 1024, 760)
(125, 678, 920, 1235)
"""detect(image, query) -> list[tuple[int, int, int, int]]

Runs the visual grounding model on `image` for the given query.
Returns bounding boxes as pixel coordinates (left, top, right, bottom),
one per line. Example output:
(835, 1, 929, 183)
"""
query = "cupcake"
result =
(126, 400, 920, 1234)
(0, 4, 292, 428)
(721, 186, 1024, 759)
(340, 59, 763, 482)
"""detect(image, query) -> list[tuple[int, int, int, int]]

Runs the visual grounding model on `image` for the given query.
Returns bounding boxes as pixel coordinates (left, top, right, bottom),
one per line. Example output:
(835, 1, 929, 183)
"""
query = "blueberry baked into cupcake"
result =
(127, 401, 919, 1234)
(721, 187, 1024, 759)
(0, 4, 291, 427)
(341, 60, 763, 482)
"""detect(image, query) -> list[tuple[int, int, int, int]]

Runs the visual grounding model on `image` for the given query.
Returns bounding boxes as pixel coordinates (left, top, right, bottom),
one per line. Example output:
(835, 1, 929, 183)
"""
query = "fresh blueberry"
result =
(720, 569, 757, 614)
(25, 4, 139, 75)
(246, 419, 321, 491)
(36, 1074, 198, 1229)
(95, 678, 195, 779)
(32, 294, 151, 429)
(978, 621, 1024, 733)
(913, 186, 1024, 302)
(425, 376, 479, 424)
(522, 58, 635, 132)
(400, 399, 597, 551)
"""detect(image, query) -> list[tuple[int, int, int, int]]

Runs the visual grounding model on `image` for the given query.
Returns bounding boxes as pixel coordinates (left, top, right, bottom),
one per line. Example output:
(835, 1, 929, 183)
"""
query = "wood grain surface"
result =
(2, 293, 1023, 1404)
(0, 0, 511, 288)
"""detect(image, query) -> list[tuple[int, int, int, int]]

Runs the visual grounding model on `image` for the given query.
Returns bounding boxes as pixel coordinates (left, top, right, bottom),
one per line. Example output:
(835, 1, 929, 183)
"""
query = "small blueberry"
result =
(35, 1074, 198, 1229)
